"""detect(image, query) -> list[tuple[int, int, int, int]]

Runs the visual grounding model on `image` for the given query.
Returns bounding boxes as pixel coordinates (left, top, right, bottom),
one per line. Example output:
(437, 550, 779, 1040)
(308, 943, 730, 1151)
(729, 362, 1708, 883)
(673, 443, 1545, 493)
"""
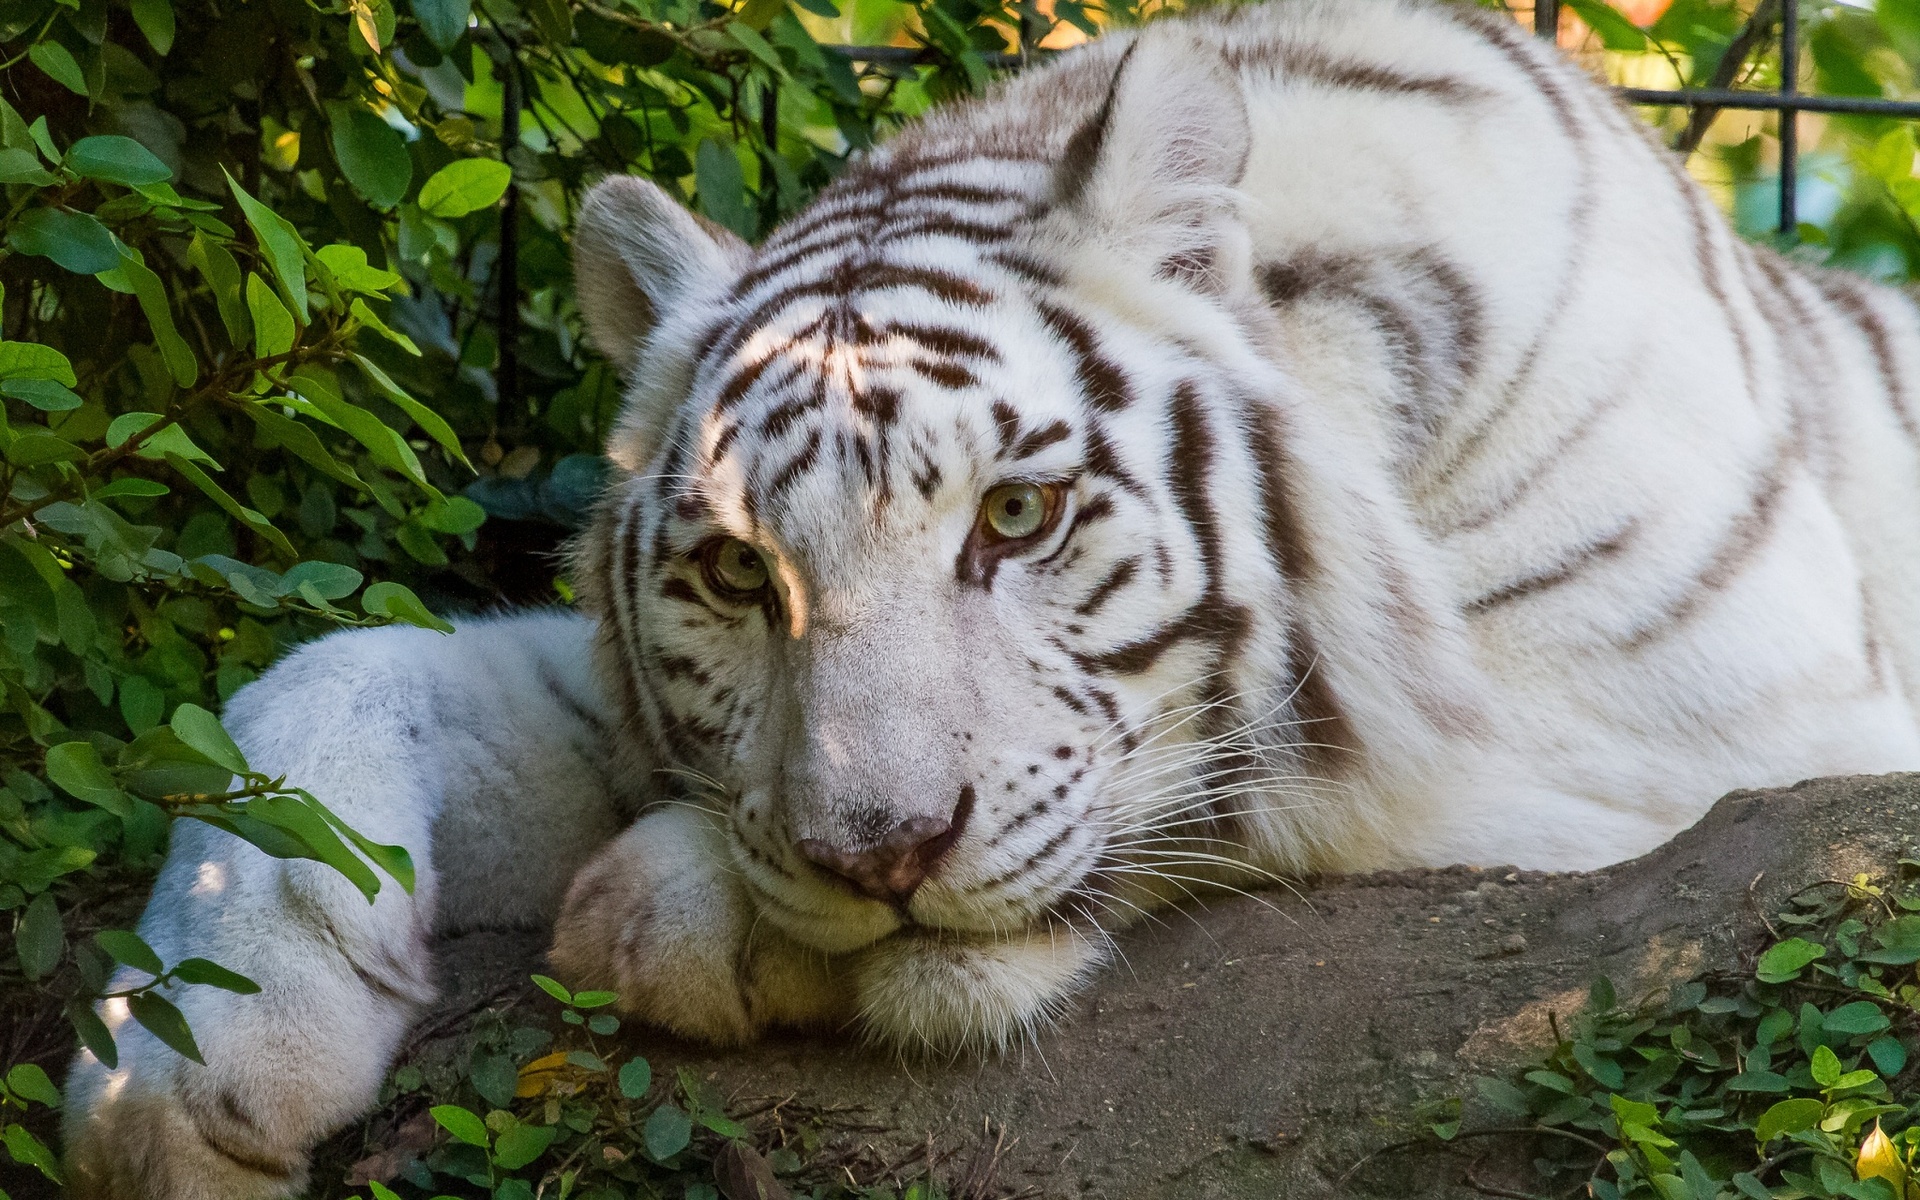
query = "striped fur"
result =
(66, 3, 1920, 1193)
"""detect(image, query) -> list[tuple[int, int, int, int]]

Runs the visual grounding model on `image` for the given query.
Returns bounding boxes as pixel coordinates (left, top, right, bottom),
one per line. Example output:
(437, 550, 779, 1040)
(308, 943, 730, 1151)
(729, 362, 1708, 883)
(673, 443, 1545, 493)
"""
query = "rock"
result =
(361, 775, 1920, 1198)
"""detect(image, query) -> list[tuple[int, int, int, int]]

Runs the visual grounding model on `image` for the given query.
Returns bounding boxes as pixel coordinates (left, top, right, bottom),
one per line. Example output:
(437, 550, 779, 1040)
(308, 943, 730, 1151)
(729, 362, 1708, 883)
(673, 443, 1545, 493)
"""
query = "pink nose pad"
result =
(796, 786, 975, 906)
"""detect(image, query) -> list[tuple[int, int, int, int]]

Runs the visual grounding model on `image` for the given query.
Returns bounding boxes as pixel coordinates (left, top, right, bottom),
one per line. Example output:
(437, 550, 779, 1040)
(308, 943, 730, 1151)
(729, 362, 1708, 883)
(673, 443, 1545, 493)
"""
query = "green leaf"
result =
(8, 208, 121, 275)
(491, 1120, 556, 1170)
(28, 42, 87, 95)
(352, 355, 470, 467)
(283, 372, 435, 493)
(1609, 1094, 1661, 1129)
(106, 413, 219, 467)
(349, 298, 418, 354)
(410, 0, 470, 49)
(0, 341, 76, 386)
(1570, 1043, 1624, 1090)
(2, 1123, 62, 1184)
(15, 892, 63, 980)
(1823, 1001, 1891, 1038)
(4, 1063, 60, 1108)
(130, 0, 176, 53)
(695, 138, 750, 239)
(524, 0, 572, 43)
(236, 792, 382, 901)
(1866, 1036, 1907, 1077)
(431, 1104, 489, 1147)
(1726, 1070, 1792, 1093)
(117, 250, 199, 387)
(529, 974, 573, 1004)
(127, 992, 203, 1063)
(617, 1057, 651, 1099)
(43, 741, 132, 816)
(1561, 0, 1648, 50)
(11, 846, 96, 893)
(570, 989, 617, 1009)
(1811, 1044, 1842, 1088)
(3, 377, 83, 411)
(642, 1103, 692, 1160)
(280, 561, 364, 600)
(417, 158, 511, 218)
(469, 1050, 517, 1109)
(0, 146, 57, 186)
(362, 580, 454, 633)
(165, 454, 298, 559)
(307, 791, 414, 893)
(327, 103, 412, 210)
(243, 406, 366, 491)
(169, 704, 249, 775)
(96, 929, 165, 977)
(169, 958, 262, 994)
(65, 136, 172, 186)
(726, 23, 786, 73)
(68, 1001, 117, 1069)
(224, 170, 309, 321)
(90, 474, 168, 499)
(189, 234, 250, 348)
(1756, 937, 1825, 983)
(316, 244, 403, 294)
(5, 434, 85, 466)
(247, 273, 296, 358)
(27, 117, 58, 164)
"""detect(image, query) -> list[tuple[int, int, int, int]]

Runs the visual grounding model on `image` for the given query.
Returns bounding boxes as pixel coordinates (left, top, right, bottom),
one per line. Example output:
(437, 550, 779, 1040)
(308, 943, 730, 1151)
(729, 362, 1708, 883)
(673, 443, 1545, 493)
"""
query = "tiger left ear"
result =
(573, 175, 748, 372)
(1051, 31, 1251, 291)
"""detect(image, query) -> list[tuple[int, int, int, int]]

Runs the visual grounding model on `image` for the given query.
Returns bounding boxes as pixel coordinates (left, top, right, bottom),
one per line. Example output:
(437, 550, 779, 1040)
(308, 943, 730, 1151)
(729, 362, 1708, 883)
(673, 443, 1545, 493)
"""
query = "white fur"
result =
(67, 4, 1920, 1194)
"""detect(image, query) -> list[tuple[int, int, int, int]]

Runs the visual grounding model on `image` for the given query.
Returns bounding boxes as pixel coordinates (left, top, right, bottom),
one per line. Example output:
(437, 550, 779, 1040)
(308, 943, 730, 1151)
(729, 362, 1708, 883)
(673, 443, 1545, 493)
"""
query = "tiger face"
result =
(572, 37, 1320, 956)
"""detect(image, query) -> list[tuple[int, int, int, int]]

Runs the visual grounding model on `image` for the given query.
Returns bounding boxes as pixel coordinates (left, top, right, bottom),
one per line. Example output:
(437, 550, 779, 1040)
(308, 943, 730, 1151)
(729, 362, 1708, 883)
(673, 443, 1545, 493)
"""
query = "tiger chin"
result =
(64, 1, 1920, 1196)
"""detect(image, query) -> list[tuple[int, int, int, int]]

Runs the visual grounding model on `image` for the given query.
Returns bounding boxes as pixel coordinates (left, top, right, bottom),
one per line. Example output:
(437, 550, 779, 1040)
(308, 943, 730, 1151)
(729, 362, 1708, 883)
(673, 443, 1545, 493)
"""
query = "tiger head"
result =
(571, 36, 1348, 956)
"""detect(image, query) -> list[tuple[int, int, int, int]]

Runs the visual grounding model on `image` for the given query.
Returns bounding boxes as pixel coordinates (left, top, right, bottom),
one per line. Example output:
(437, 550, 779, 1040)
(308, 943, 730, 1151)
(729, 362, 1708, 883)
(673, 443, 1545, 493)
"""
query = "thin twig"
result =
(1465, 1155, 1554, 1200)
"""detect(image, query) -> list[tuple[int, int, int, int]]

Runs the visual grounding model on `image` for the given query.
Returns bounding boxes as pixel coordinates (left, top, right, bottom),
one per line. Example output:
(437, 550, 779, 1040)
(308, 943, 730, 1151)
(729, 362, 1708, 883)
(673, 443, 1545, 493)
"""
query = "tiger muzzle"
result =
(796, 784, 975, 907)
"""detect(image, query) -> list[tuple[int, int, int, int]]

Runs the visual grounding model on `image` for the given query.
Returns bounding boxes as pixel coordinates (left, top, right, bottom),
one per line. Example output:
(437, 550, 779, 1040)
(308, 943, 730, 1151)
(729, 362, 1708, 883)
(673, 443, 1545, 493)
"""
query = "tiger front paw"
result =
(550, 806, 855, 1043)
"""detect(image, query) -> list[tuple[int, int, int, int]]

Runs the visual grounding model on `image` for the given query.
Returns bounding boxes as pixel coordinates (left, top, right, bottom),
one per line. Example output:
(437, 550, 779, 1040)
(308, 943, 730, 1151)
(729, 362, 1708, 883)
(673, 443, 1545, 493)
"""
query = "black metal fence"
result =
(833, 1, 1920, 240)
(1547, 0, 1920, 237)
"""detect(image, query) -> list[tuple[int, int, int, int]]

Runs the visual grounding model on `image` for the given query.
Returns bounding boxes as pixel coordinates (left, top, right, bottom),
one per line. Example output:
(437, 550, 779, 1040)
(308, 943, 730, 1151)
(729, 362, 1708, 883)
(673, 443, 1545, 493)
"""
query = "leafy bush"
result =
(1404, 866, 1920, 1200)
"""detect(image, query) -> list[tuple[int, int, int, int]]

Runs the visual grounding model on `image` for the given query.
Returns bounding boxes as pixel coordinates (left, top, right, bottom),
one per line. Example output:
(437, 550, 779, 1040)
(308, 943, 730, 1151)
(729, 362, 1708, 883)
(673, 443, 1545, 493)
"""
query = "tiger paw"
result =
(549, 806, 855, 1043)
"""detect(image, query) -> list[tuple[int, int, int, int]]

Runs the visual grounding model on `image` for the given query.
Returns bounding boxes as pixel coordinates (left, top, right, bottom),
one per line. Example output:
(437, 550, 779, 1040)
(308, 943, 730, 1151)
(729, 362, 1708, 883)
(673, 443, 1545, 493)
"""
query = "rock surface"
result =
(337, 774, 1920, 1200)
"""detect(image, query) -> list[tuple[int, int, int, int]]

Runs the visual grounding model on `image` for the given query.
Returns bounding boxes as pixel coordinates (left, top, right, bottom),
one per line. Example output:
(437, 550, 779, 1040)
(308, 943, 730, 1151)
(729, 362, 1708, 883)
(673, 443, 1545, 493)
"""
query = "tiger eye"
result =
(709, 538, 770, 596)
(981, 482, 1048, 541)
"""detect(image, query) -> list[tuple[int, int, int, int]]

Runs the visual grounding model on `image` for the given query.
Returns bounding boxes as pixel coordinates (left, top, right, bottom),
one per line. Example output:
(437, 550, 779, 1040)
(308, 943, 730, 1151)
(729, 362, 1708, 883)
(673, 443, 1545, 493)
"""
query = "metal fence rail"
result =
(835, 2, 1920, 240)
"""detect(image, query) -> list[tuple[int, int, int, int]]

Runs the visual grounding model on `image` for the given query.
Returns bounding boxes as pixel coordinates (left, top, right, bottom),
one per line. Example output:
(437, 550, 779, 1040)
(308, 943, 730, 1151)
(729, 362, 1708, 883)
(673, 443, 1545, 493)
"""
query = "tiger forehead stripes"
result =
(64, 4, 1920, 1193)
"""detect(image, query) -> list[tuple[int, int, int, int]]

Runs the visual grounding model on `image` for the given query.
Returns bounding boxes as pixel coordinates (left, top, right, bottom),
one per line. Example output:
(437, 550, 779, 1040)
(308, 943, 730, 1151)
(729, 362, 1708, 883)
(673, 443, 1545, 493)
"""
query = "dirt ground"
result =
(7, 774, 1917, 1199)
(354, 774, 1920, 1200)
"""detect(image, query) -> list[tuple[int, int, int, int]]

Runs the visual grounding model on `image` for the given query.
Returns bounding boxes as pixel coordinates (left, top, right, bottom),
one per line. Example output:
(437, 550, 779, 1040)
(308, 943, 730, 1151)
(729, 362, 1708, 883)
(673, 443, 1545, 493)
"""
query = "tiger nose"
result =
(797, 787, 974, 906)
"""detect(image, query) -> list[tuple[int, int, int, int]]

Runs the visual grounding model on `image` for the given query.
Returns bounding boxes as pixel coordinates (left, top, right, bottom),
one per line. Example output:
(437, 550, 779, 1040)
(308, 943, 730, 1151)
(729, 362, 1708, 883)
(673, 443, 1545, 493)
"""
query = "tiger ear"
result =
(573, 175, 748, 371)
(1051, 32, 1251, 290)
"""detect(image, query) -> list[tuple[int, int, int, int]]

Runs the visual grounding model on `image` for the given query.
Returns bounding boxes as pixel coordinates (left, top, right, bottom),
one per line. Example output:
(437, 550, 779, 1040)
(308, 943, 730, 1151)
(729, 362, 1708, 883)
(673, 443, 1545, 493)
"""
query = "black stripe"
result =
(1464, 520, 1638, 612)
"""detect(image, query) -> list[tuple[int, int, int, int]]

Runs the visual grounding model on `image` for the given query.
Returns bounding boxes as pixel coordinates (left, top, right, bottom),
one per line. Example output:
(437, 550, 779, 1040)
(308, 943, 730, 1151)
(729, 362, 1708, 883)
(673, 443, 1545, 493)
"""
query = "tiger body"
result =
(64, 2, 1920, 1195)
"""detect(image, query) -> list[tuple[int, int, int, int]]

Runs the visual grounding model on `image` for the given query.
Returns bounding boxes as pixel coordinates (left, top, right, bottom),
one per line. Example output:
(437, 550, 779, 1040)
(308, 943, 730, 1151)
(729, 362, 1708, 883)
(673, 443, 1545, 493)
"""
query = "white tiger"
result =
(63, 0, 1920, 1194)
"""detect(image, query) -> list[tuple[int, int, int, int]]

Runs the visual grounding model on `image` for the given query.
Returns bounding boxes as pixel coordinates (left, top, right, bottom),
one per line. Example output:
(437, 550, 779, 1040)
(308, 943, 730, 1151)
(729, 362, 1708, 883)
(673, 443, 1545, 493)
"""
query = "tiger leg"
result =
(64, 612, 620, 1200)
(550, 805, 856, 1042)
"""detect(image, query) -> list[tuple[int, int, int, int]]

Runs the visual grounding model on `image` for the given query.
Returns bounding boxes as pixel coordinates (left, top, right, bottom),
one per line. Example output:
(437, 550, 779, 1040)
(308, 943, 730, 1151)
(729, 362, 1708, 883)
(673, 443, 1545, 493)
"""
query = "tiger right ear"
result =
(573, 176, 748, 372)
(1050, 31, 1251, 291)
